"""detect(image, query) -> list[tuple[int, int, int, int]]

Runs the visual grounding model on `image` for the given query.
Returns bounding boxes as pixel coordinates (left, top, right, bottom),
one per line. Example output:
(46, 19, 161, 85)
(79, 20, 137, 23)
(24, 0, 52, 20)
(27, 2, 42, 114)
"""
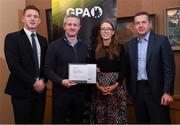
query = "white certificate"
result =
(68, 64, 96, 84)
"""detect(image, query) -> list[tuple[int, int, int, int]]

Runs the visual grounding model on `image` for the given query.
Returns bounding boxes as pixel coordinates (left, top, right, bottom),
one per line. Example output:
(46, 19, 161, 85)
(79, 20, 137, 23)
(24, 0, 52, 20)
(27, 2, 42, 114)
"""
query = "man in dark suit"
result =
(4, 5, 48, 124)
(124, 11, 175, 124)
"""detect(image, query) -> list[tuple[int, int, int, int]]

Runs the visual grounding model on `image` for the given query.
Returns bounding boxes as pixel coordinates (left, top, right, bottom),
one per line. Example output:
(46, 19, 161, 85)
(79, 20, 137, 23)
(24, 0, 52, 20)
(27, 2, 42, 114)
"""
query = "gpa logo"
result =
(66, 6, 103, 18)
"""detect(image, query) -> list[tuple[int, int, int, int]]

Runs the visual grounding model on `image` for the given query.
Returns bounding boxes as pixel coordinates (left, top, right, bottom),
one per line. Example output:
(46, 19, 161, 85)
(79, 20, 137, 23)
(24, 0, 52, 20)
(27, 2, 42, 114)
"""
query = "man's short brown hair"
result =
(23, 5, 40, 16)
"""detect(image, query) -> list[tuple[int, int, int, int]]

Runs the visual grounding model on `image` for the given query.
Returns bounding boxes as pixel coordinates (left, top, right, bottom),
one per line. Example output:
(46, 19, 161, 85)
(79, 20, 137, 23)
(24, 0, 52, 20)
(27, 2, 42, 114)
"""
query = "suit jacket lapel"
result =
(132, 38, 138, 73)
(146, 32, 155, 64)
(20, 29, 34, 61)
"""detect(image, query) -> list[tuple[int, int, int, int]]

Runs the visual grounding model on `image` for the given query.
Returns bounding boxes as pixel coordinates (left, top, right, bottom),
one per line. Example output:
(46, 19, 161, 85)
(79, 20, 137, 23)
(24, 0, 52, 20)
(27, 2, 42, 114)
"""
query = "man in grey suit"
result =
(125, 11, 175, 124)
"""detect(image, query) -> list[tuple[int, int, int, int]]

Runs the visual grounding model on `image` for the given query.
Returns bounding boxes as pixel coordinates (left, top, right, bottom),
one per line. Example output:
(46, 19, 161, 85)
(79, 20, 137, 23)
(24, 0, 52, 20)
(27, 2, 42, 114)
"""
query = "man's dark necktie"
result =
(31, 33, 40, 77)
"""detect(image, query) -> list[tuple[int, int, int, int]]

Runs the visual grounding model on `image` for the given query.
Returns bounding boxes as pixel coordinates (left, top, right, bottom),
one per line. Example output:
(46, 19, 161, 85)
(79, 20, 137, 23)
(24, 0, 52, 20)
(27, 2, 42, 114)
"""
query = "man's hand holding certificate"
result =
(62, 79, 77, 88)
(69, 64, 96, 84)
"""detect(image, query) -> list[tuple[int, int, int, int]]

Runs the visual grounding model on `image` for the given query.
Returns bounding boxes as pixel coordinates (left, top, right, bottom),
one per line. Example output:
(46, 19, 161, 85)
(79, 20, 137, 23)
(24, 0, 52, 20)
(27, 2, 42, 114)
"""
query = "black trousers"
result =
(52, 91, 86, 124)
(134, 80, 170, 124)
(11, 94, 46, 124)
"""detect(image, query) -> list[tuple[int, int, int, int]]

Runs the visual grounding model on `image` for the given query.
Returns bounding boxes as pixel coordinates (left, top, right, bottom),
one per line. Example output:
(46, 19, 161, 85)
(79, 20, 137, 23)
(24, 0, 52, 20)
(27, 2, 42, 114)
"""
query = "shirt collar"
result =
(137, 32, 150, 42)
(63, 36, 79, 46)
(24, 28, 37, 37)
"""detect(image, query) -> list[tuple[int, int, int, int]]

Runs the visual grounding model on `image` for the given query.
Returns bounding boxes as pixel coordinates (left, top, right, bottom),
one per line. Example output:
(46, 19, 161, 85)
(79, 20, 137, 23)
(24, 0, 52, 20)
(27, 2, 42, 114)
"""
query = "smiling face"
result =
(22, 9, 41, 32)
(100, 22, 114, 41)
(134, 14, 152, 38)
(64, 17, 80, 38)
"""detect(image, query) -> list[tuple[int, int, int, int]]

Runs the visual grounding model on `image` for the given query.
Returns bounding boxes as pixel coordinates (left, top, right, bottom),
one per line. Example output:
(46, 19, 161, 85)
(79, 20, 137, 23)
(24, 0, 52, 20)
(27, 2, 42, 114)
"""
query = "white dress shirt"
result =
(24, 28, 41, 68)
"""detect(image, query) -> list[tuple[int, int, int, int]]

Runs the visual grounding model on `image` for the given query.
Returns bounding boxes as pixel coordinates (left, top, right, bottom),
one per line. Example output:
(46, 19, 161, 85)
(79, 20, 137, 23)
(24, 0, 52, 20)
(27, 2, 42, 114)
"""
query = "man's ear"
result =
(38, 18, 41, 25)
(22, 16, 25, 23)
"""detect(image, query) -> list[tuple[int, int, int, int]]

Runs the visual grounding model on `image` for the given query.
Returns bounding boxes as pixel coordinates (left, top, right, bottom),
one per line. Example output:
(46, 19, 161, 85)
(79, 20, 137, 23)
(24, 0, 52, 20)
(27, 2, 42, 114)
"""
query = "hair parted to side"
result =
(23, 5, 40, 15)
(63, 14, 81, 26)
(134, 11, 151, 22)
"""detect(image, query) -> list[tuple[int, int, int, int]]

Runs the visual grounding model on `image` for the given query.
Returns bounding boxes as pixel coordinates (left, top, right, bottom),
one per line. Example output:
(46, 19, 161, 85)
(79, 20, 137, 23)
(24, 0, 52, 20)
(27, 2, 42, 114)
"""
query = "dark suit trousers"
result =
(52, 90, 85, 124)
(11, 93, 46, 124)
(134, 81, 170, 124)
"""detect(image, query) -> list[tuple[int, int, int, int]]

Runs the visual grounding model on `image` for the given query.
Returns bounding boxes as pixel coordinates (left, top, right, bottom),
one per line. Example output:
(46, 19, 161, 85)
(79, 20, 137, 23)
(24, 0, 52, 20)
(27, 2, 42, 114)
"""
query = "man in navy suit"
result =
(4, 5, 48, 124)
(125, 11, 175, 123)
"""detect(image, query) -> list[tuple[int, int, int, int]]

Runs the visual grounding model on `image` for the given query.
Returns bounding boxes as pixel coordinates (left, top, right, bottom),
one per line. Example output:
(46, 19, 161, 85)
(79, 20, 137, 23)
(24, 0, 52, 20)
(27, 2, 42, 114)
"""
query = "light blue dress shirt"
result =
(137, 32, 150, 80)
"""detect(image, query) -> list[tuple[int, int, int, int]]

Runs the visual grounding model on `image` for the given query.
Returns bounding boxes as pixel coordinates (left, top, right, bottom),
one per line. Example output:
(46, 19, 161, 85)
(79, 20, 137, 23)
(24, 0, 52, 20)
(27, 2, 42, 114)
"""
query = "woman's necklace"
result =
(106, 47, 109, 52)
(104, 46, 109, 53)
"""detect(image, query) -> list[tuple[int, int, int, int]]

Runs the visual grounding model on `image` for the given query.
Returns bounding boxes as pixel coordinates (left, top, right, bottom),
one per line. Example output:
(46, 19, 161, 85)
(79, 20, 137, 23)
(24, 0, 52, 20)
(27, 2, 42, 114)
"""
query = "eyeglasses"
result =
(100, 28, 113, 32)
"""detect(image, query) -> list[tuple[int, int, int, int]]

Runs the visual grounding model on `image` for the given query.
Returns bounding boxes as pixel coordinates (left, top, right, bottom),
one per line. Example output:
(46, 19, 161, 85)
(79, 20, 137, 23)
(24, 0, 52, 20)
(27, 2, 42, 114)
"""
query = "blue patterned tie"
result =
(31, 33, 39, 77)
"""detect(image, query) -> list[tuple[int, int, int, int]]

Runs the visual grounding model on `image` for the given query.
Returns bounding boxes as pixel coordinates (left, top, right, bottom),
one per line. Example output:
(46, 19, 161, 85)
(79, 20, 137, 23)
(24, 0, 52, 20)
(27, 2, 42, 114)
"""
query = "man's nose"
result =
(139, 22, 143, 27)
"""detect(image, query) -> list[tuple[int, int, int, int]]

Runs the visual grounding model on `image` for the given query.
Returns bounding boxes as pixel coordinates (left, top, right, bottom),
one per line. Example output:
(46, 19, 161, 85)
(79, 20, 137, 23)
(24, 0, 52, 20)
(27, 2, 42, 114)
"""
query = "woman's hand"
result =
(96, 82, 107, 93)
(106, 82, 119, 93)
(96, 82, 119, 95)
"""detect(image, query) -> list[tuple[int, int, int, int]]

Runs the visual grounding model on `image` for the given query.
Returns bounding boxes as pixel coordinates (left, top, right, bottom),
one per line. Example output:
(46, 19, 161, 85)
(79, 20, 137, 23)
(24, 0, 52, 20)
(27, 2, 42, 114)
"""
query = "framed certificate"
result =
(68, 64, 96, 84)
